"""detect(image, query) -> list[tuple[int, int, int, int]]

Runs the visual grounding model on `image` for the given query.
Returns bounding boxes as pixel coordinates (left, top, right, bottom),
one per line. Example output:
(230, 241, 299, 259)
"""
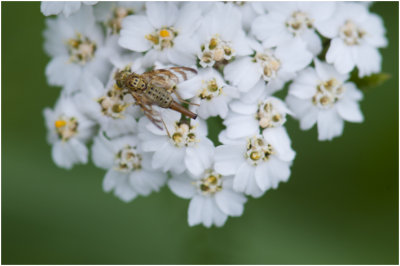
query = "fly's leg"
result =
(173, 90, 200, 106)
(160, 116, 171, 138)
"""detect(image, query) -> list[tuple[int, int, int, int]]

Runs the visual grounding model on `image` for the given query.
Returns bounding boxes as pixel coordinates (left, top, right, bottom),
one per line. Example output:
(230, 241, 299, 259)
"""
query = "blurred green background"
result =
(2, 2, 398, 264)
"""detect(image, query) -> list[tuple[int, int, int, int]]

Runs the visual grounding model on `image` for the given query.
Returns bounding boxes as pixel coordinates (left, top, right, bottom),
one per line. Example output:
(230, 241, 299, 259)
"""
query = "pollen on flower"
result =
(199, 35, 235, 67)
(55, 120, 66, 128)
(253, 50, 281, 82)
(145, 27, 177, 50)
(54, 116, 78, 141)
(194, 169, 223, 195)
(108, 7, 133, 34)
(159, 29, 170, 38)
(115, 145, 142, 172)
(339, 20, 366, 45)
(170, 121, 199, 148)
(97, 87, 129, 119)
(198, 78, 223, 100)
(66, 33, 97, 64)
(245, 136, 275, 165)
(256, 100, 286, 129)
(312, 78, 346, 109)
(285, 11, 314, 35)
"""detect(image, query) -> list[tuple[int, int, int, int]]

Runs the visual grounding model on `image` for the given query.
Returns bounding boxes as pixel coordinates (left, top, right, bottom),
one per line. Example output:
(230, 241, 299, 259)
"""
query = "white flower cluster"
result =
(42, 2, 387, 227)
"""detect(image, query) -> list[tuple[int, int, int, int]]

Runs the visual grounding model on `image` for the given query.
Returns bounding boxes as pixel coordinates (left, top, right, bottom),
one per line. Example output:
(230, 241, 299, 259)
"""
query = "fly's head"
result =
(114, 69, 131, 89)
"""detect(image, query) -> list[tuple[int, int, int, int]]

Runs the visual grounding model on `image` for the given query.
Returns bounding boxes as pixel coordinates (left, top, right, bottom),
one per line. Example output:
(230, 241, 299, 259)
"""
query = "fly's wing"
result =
(131, 91, 163, 129)
(141, 67, 197, 92)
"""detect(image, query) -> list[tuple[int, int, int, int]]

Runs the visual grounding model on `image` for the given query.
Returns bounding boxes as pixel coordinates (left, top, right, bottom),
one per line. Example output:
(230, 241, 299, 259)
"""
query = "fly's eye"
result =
(141, 83, 145, 88)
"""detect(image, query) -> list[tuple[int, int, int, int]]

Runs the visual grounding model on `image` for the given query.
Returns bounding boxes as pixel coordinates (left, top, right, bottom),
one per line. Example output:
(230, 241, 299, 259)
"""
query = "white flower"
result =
(195, 2, 252, 68)
(233, 2, 267, 32)
(224, 38, 312, 93)
(252, 2, 335, 55)
(92, 133, 167, 202)
(43, 96, 95, 169)
(317, 2, 387, 77)
(168, 169, 247, 228)
(215, 130, 295, 198)
(138, 110, 214, 177)
(119, 2, 201, 66)
(44, 5, 112, 93)
(41, 1, 97, 17)
(177, 68, 239, 119)
(93, 2, 145, 35)
(286, 59, 364, 141)
(72, 73, 140, 139)
(224, 96, 292, 139)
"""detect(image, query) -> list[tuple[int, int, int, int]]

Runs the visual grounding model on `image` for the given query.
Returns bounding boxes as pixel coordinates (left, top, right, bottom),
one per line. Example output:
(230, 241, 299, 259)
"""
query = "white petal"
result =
(215, 144, 245, 175)
(258, 157, 291, 189)
(336, 98, 364, 123)
(314, 58, 349, 82)
(211, 202, 228, 227)
(225, 115, 259, 139)
(229, 101, 258, 115)
(119, 15, 153, 52)
(129, 169, 166, 196)
(188, 195, 205, 227)
(276, 38, 312, 73)
(103, 169, 120, 192)
(302, 30, 322, 55)
(326, 38, 355, 74)
(254, 162, 271, 191)
(114, 176, 138, 203)
(233, 163, 254, 193)
(62, 2, 81, 17)
(91, 134, 114, 169)
(215, 189, 247, 216)
(289, 67, 318, 99)
(234, 163, 264, 198)
(317, 110, 344, 141)
(353, 45, 381, 77)
(263, 127, 296, 162)
(224, 57, 260, 92)
(344, 82, 363, 101)
(185, 139, 214, 177)
(146, 2, 178, 29)
(168, 174, 196, 199)
(41, 2, 65, 16)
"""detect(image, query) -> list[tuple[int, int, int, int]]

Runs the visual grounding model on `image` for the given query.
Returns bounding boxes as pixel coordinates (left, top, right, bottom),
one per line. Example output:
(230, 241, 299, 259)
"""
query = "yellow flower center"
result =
(312, 78, 346, 109)
(254, 51, 281, 82)
(66, 33, 96, 64)
(340, 20, 366, 46)
(285, 11, 314, 35)
(115, 145, 142, 172)
(145, 27, 177, 50)
(198, 78, 223, 101)
(97, 85, 129, 119)
(170, 122, 199, 148)
(199, 35, 235, 67)
(194, 170, 223, 195)
(256, 100, 286, 129)
(54, 116, 78, 141)
(245, 136, 275, 165)
(55, 120, 66, 128)
(159, 29, 170, 38)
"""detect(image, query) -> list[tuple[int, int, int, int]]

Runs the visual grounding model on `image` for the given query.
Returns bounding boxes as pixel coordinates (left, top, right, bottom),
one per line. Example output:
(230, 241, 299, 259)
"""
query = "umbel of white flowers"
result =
(41, 1, 387, 228)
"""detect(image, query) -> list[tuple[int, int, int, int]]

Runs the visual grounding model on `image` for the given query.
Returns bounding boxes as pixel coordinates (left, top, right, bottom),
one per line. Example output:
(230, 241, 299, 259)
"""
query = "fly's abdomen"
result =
(144, 86, 172, 108)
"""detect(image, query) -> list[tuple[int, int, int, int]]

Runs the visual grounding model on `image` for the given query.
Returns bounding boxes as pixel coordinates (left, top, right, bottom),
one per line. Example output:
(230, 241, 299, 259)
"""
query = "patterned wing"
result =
(141, 67, 197, 92)
(131, 91, 163, 129)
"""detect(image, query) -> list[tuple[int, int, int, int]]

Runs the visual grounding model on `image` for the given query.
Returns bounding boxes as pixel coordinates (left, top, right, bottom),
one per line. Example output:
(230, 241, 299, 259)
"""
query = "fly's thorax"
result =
(125, 73, 147, 92)
(144, 85, 172, 108)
